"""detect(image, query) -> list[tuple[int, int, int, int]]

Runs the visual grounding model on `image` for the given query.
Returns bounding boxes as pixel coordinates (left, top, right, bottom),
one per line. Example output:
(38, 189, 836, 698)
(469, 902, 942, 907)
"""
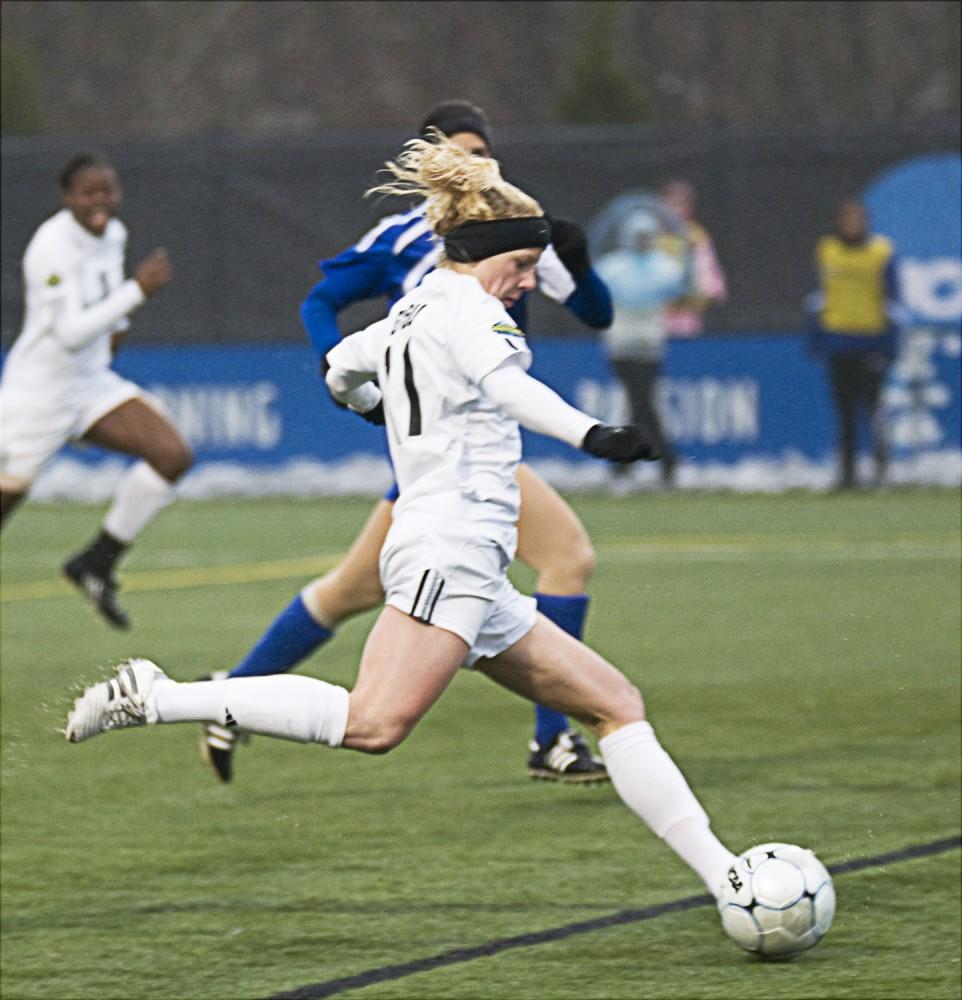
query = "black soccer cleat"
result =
(62, 553, 130, 630)
(201, 722, 238, 783)
(196, 672, 248, 783)
(527, 729, 610, 785)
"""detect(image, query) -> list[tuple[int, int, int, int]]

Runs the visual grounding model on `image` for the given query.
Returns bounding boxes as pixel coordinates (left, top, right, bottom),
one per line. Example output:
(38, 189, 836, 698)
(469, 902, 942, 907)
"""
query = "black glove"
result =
(356, 400, 385, 426)
(547, 216, 591, 282)
(582, 424, 660, 462)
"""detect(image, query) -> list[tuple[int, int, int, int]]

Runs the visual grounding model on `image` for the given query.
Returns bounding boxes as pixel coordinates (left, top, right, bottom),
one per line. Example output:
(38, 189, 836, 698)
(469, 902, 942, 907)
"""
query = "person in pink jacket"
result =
(660, 180, 727, 338)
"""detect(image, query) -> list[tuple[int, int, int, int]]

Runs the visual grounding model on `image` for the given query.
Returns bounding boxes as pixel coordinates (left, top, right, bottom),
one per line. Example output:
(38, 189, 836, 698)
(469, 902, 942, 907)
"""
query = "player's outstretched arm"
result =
(300, 251, 394, 357)
(539, 217, 613, 329)
(565, 269, 614, 329)
(480, 363, 658, 461)
(302, 274, 356, 357)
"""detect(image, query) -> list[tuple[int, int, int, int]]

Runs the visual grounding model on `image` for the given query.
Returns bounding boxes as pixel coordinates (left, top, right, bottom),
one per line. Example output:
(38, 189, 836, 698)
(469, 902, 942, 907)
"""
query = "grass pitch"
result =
(1, 490, 960, 999)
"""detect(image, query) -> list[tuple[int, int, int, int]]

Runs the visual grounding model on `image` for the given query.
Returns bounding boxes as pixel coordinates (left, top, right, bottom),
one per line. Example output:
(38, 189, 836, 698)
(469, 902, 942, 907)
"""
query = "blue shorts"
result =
(383, 481, 400, 503)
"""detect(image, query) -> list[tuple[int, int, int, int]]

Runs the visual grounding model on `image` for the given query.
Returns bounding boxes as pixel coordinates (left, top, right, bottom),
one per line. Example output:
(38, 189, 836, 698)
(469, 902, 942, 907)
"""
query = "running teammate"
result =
(66, 134, 738, 905)
(200, 101, 613, 784)
(0, 151, 192, 628)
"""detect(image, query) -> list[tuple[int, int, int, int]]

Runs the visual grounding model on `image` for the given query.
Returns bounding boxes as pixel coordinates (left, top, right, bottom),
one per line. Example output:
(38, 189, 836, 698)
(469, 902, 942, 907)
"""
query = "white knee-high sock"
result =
(152, 675, 350, 747)
(599, 720, 735, 894)
(104, 462, 177, 543)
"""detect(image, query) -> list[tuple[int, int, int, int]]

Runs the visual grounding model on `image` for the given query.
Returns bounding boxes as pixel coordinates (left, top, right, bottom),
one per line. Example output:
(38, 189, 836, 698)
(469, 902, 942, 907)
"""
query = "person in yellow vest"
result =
(808, 199, 901, 491)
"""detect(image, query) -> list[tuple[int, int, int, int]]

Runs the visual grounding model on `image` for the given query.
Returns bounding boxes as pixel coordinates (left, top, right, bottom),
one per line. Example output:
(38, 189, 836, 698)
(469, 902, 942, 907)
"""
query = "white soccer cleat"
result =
(65, 658, 168, 743)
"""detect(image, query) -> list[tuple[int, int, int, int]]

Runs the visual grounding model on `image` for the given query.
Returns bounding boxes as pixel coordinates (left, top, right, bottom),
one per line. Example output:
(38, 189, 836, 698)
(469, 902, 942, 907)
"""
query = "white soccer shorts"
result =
(380, 529, 537, 667)
(0, 370, 145, 487)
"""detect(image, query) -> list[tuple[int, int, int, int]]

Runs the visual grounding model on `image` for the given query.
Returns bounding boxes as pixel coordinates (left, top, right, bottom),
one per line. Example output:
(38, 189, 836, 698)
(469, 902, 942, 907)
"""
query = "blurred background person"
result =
(0, 151, 190, 628)
(659, 180, 728, 339)
(595, 200, 690, 487)
(806, 198, 902, 491)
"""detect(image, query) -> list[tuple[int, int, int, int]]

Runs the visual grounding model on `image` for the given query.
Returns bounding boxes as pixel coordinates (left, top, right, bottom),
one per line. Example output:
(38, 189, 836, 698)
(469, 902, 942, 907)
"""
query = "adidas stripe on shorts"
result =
(380, 528, 536, 667)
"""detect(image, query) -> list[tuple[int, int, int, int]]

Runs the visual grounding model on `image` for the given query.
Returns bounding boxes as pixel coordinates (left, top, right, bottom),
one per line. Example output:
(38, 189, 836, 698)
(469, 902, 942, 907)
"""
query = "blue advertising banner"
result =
(9, 149, 959, 500)
(862, 153, 962, 472)
(864, 153, 962, 329)
(25, 332, 961, 501)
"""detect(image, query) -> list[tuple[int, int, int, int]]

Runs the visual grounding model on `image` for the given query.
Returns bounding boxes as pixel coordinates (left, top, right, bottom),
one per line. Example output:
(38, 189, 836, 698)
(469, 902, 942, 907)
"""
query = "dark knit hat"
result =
(419, 100, 492, 151)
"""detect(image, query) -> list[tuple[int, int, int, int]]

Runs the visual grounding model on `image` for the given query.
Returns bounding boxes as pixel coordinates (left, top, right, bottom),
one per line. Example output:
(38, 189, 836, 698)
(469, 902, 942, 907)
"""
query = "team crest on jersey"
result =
(492, 322, 525, 338)
(47, 274, 62, 286)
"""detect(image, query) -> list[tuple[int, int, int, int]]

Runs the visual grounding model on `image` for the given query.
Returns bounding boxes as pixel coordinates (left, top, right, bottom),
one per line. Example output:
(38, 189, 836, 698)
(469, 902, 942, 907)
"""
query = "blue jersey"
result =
(301, 203, 612, 357)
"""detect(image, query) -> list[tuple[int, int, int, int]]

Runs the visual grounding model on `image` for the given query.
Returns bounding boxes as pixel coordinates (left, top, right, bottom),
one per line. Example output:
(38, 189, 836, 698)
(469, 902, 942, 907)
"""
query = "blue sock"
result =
(532, 593, 591, 748)
(229, 594, 333, 678)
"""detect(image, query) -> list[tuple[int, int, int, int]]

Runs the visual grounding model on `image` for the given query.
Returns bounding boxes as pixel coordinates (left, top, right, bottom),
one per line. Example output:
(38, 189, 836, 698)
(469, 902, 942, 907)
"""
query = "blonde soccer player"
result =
(65, 135, 738, 901)
(201, 100, 613, 784)
(0, 151, 192, 628)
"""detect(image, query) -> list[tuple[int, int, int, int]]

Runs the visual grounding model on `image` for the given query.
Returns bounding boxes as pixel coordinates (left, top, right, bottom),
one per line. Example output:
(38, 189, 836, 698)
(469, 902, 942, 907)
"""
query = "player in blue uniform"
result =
(201, 101, 615, 785)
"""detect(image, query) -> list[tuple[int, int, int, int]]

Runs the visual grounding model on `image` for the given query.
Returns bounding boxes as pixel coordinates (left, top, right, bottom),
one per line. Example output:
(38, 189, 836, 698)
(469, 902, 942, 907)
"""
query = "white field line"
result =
(1, 535, 958, 603)
(596, 535, 961, 564)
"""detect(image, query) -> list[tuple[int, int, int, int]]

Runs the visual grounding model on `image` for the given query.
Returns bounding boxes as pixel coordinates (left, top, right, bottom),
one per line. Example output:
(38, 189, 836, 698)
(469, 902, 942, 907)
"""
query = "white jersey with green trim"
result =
(328, 267, 532, 555)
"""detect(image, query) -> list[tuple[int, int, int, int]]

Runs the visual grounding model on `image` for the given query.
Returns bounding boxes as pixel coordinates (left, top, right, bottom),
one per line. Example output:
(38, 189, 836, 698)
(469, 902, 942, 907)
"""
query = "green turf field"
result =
(2, 490, 960, 1000)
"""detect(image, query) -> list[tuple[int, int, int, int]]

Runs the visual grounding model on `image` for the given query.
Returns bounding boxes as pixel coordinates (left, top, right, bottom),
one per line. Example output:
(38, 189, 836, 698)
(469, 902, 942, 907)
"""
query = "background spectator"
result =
(659, 180, 728, 338)
(595, 201, 690, 486)
(807, 198, 903, 491)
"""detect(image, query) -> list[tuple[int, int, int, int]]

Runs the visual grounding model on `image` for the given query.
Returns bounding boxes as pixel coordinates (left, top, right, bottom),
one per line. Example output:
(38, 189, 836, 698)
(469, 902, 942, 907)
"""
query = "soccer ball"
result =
(717, 843, 835, 958)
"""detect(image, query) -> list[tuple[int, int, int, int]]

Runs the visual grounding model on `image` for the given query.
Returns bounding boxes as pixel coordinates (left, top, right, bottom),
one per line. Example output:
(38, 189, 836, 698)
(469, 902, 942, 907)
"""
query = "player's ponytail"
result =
(368, 132, 542, 237)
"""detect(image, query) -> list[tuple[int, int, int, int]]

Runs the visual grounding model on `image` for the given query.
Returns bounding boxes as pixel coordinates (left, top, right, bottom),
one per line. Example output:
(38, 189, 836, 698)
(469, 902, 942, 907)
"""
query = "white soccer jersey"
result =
(328, 268, 534, 555)
(1, 209, 145, 397)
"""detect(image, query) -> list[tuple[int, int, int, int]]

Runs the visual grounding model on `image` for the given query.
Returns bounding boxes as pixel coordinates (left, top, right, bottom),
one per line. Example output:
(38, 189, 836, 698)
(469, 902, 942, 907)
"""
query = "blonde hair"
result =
(368, 131, 542, 236)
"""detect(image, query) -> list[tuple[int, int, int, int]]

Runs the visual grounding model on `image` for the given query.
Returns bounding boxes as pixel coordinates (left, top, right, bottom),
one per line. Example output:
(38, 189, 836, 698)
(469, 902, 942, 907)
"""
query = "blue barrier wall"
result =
(9, 150, 959, 498)
(27, 330, 960, 500)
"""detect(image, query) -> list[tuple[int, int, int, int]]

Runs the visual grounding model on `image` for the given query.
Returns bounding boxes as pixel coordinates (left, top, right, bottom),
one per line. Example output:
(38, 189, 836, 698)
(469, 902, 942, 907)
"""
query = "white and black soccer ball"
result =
(717, 843, 836, 958)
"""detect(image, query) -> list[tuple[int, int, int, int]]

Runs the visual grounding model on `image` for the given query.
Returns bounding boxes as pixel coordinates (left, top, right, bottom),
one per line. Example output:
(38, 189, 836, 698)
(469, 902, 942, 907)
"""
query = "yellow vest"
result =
(816, 234, 893, 334)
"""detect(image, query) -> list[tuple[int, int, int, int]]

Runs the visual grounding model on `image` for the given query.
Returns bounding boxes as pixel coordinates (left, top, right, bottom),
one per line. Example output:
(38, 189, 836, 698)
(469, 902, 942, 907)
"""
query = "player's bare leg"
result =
(202, 468, 600, 782)
(63, 397, 192, 629)
(341, 607, 467, 753)
(479, 615, 735, 894)
(67, 607, 466, 757)
(202, 471, 604, 782)
(516, 464, 595, 595)
(0, 481, 28, 530)
(231, 468, 589, 673)
(514, 464, 605, 781)
(199, 499, 391, 780)
(94, 614, 734, 893)
(82, 396, 193, 482)
(479, 614, 640, 734)
(300, 499, 391, 627)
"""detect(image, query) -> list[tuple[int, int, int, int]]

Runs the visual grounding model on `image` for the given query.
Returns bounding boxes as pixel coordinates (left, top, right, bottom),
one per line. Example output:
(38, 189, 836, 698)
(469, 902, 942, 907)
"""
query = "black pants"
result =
(611, 358, 675, 483)
(827, 351, 890, 489)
